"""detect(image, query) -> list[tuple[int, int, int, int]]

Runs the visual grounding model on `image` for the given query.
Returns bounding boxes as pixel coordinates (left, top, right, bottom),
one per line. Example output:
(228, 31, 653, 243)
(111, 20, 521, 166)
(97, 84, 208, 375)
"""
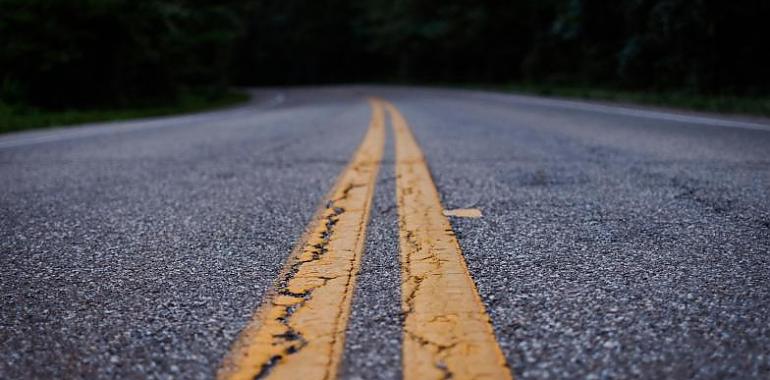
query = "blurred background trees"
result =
(1, 0, 248, 108)
(1, 0, 768, 110)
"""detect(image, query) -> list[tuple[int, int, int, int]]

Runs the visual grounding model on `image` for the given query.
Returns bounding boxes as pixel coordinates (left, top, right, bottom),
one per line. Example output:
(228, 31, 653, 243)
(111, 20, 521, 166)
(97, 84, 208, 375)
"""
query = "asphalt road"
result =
(1, 86, 769, 379)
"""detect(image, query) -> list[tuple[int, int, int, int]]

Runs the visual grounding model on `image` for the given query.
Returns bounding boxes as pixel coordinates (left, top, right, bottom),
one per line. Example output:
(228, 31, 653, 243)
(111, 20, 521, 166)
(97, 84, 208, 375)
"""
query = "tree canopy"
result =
(2, 0, 768, 109)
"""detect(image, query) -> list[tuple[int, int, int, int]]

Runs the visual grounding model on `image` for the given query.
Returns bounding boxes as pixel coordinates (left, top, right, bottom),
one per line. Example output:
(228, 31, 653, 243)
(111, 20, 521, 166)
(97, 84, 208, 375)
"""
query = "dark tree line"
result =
(2, 0, 768, 109)
(1, 0, 248, 108)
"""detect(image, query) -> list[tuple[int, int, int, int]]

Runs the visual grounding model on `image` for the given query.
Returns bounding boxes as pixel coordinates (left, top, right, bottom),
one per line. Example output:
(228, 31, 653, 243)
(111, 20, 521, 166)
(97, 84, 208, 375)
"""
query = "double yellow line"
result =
(219, 99, 511, 380)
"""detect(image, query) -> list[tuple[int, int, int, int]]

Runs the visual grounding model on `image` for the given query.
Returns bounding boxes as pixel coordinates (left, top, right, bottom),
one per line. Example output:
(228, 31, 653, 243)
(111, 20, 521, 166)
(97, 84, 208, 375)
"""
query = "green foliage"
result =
(497, 83, 770, 117)
(0, 90, 248, 134)
(0, 0, 246, 108)
(1, 0, 768, 112)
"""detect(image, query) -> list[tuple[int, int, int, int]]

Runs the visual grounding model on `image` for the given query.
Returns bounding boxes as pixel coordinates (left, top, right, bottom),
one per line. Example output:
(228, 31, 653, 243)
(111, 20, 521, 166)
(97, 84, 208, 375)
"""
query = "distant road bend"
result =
(1, 86, 769, 379)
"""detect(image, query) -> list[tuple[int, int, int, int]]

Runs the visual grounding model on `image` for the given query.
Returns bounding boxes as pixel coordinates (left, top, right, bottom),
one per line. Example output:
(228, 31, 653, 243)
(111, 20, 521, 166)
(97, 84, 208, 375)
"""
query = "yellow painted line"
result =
(385, 101, 512, 380)
(219, 99, 386, 380)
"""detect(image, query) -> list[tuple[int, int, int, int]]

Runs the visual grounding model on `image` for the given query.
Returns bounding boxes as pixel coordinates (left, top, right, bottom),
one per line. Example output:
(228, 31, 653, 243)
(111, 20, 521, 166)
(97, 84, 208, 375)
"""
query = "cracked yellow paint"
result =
(219, 99, 386, 380)
(386, 101, 513, 380)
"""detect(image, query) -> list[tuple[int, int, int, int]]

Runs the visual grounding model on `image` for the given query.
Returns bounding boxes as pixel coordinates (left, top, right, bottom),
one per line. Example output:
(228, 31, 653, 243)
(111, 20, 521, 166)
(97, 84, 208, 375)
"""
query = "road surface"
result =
(1, 86, 769, 379)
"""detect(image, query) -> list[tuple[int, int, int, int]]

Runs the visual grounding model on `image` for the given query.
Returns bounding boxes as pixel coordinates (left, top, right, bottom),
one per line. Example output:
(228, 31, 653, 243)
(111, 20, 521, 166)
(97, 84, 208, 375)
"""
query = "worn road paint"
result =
(219, 99, 386, 380)
(386, 101, 512, 380)
(443, 208, 483, 218)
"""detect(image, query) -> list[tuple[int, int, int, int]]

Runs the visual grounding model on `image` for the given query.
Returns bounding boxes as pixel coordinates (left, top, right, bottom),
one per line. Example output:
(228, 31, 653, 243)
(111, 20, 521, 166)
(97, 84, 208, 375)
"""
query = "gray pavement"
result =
(1, 86, 769, 379)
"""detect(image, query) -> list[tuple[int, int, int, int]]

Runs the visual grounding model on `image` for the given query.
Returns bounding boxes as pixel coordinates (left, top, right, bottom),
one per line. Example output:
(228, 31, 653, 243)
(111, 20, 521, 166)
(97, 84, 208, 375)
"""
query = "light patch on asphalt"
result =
(443, 208, 483, 218)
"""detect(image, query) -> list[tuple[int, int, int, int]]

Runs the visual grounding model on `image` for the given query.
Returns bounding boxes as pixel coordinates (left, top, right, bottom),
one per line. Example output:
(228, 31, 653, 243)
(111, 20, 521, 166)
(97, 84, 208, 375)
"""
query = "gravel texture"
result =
(2, 86, 769, 379)
(341, 117, 403, 380)
(389, 90, 770, 379)
(0, 88, 368, 379)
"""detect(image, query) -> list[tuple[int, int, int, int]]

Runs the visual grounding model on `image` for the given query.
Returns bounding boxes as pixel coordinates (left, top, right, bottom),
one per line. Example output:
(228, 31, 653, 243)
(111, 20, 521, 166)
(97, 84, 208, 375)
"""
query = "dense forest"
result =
(1, 0, 769, 110)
